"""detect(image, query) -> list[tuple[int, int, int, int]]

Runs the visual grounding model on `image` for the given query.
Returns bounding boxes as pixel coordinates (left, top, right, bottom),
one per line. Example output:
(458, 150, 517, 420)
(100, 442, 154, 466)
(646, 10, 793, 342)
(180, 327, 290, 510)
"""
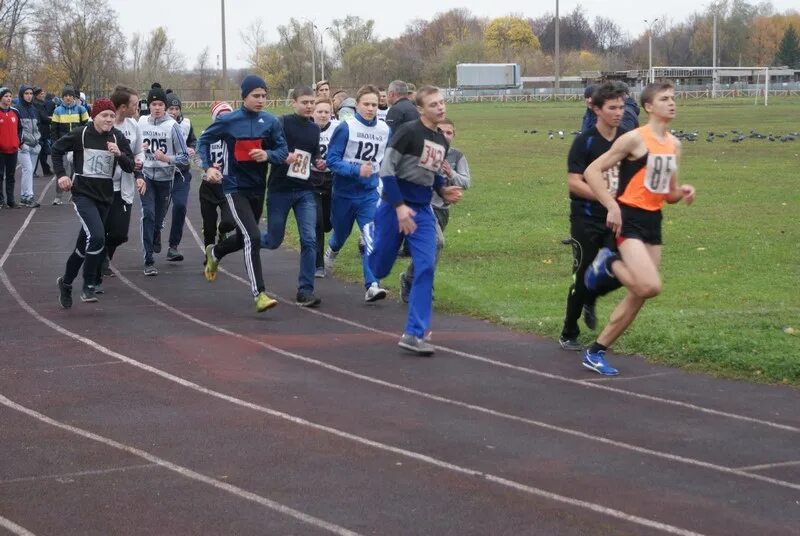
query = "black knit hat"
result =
(147, 87, 167, 105)
(166, 92, 181, 109)
(62, 85, 77, 98)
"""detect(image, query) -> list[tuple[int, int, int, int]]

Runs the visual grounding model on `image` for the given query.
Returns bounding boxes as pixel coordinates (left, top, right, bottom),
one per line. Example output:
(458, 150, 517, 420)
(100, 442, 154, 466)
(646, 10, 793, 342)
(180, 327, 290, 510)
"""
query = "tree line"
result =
(0, 0, 798, 99)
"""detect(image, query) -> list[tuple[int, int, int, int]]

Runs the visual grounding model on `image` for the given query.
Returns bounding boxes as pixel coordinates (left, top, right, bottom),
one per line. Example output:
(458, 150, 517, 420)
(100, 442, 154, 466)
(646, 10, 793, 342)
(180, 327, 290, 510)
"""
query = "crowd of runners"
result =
(1, 74, 694, 373)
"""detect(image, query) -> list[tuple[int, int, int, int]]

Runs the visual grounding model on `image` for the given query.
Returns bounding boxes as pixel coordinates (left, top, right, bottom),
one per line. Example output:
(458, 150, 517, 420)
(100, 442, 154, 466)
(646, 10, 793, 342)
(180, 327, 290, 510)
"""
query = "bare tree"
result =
(240, 18, 268, 67)
(142, 26, 185, 88)
(0, 0, 33, 82)
(593, 16, 625, 51)
(195, 46, 212, 99)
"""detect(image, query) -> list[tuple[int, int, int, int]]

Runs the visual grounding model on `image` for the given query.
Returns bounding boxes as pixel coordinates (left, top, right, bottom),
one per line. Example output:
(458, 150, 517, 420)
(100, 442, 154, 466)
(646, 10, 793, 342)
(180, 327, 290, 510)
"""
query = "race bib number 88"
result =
(644, 154, 676, 194)
(287, 149, 311, 180)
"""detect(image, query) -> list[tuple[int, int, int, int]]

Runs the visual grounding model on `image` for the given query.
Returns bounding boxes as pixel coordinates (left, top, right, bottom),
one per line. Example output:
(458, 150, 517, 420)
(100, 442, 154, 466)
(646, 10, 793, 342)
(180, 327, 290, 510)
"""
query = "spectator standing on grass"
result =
(50, 85, 89, 205)
(580, 84, 597, 133)
(581, 81, 696, 376)
(17, 84, 42, 207)
(259, 85, 323, 308)
(614, 81, 640, 131)
(0, 87, 22, 208)
(385, 80, 418, 134)
(197, 75, 288, 313)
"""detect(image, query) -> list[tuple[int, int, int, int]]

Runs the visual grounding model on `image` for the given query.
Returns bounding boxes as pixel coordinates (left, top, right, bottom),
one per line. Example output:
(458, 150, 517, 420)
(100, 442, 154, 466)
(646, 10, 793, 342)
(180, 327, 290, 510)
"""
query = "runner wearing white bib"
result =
(310, 98, 339, 277)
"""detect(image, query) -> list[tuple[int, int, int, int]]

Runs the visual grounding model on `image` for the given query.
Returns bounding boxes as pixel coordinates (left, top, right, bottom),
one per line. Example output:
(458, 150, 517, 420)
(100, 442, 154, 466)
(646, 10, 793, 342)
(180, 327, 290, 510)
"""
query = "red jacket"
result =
(0, 106, 22, 154)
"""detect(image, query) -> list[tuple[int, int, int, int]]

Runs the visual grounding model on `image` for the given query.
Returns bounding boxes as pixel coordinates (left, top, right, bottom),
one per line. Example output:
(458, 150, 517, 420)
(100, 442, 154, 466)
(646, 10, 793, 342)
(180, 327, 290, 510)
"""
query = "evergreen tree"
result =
(774, 25, 800, 68)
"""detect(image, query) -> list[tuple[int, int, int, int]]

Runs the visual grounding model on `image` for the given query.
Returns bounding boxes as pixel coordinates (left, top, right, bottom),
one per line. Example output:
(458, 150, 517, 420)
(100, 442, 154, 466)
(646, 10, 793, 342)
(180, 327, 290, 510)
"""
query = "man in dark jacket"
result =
(385, 80, 419, 135)
(17, 84, 41, 207)
(614, 81, 640, 131)
(33, 87, 53, 176)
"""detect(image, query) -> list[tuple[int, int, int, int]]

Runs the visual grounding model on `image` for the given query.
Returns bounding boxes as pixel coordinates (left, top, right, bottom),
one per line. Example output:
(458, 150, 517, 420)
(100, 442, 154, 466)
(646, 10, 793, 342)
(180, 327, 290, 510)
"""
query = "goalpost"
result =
(651, 66, 770, 106)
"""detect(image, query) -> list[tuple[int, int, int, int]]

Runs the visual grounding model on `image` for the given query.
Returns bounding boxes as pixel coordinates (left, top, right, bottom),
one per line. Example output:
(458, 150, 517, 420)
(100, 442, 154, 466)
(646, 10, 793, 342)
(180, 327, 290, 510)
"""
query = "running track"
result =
(0, 177, 798, 535)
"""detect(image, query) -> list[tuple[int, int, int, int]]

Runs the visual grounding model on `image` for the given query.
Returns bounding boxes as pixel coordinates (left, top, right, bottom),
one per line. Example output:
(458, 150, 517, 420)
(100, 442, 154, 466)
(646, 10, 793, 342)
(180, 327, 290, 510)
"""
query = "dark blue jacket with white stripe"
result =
(197, 105, 288, 194)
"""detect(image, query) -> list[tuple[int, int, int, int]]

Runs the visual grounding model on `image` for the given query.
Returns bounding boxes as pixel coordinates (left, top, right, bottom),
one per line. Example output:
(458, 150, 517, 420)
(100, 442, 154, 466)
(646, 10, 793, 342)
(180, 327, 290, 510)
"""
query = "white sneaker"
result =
(323, 247, 338, 275)
(365, 282, 387, 302)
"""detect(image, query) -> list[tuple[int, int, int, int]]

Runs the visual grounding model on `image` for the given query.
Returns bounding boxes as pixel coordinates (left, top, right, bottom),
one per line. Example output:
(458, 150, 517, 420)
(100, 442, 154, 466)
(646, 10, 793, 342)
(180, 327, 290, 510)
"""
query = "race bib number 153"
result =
(644, 153, 676, 194)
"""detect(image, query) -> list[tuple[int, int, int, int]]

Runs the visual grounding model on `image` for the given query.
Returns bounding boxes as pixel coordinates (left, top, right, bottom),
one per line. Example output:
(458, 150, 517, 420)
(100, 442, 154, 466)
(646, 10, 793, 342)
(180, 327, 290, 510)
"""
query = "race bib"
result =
(418, 139, 446, 172)
(644, 154, 676, 194)
(604, 163, 620, 196)
(287, 149, 311, 180)
(82, 148, 114, 179)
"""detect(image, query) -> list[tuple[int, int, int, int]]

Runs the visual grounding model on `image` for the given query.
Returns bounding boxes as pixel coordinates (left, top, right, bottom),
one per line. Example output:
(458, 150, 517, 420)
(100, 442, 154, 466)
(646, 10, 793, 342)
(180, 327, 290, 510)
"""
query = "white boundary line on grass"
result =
(0, 199, 705, 536)
(182, 219, 800, 435)
(110, 266, 800, 493)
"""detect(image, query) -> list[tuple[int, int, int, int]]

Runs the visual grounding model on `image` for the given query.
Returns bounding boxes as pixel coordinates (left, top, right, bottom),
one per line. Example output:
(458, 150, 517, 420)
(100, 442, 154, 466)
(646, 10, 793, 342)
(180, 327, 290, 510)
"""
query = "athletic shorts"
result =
(619, 204, 662, 245)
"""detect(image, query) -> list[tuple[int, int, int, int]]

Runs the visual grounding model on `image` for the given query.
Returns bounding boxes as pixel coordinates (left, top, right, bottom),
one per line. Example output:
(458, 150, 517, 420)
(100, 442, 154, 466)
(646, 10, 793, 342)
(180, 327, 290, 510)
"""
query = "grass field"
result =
(184, 97, 800, 384)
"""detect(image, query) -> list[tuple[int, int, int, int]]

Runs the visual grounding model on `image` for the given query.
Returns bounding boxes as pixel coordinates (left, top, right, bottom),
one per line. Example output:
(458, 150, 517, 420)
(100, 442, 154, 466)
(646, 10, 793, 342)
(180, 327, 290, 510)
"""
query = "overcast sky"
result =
(109, 0, 799, 69)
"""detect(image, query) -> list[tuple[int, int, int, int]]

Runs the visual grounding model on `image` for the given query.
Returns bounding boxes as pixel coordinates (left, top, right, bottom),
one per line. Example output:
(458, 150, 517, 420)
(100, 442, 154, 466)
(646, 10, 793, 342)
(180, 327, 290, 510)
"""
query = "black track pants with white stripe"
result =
(213, 190, 265, 296)
(64, 194, 111, 287)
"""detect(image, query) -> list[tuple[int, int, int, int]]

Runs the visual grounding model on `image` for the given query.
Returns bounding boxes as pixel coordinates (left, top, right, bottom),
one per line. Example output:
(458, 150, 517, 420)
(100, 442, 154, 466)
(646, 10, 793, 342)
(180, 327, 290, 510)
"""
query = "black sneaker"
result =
(582, 303, 597, 330)
(101, 256, 114, 277)
(57, 277, 72, 309)
(166, 247, 184, 262)
(558, 336, 583, 351)
(143, 263, 158, 276)
(80, 285, 98, 303)
(398, 333, 435, 356)
(93, 283, 105, 294)
(295, 290, 321, 308)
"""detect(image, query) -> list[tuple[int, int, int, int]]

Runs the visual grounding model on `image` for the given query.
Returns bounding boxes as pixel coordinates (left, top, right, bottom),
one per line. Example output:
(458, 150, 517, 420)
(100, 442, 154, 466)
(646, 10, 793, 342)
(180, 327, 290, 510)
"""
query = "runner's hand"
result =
(136, 178, 146, 195)
(249, 148, 268, 162)
(606, 203, 622, 238)
(154, 149, 169, 163)
(58, 176, 72, 191)
(441, 160, 453, 177)
(396, 204, 417, 235)
(286, 152, 297, 164)
(440, 185, 462, 204)
(315, 159, 327, 171)
(106, 142, 121, 156)
(359, 162, 373, 177)
(205, 166, 222, 184)
(681, 184, 695, 206)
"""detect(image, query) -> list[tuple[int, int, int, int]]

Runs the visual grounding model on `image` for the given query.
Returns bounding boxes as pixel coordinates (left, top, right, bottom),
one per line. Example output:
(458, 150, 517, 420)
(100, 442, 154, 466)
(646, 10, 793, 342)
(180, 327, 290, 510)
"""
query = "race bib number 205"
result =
(644, 154, 677, 194)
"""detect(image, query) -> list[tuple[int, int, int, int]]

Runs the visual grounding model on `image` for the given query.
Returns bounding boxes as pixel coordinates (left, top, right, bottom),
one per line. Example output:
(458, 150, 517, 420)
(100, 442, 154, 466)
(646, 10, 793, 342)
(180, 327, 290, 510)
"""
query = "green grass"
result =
(184, 97, 800, 384)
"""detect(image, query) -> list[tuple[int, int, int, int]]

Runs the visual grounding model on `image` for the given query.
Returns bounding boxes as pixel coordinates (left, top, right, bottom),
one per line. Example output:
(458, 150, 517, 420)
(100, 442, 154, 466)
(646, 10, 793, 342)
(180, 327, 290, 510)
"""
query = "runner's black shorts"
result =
(619, 204, 662, 245)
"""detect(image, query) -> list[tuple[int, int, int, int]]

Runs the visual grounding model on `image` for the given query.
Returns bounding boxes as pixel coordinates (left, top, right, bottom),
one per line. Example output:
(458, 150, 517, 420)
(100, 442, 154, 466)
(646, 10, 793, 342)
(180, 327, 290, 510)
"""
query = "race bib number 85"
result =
(418, 139, 446, 172)
(287, 149, 311, 180)
(644, 154, 677, 194)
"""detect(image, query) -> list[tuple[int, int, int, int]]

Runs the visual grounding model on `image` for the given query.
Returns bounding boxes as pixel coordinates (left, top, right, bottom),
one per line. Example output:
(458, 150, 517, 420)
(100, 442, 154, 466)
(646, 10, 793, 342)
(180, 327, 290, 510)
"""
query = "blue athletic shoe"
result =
(361, 222, 375, 257)
(582, 349, 619, 376)
(584, 247, 617, 291)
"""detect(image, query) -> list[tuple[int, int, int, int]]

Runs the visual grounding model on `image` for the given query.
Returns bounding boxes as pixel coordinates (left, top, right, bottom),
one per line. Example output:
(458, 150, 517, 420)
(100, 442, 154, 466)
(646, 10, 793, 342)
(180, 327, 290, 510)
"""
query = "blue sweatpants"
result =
(168, 170, 191, 248)
(369, 201, 437, 338)
(329, 190, 379, 288)
(140, 178, 172, 264)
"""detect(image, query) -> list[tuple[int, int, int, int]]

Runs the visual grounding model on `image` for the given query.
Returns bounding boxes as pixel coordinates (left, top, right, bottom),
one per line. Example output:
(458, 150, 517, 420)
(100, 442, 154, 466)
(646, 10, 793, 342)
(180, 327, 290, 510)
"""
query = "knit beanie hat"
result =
(166, 92, 182, 109)
(241, 74, 267, 99)
(0, 87, 11, 98)
(33, 86, 43, 97)
(62, 85, 77, 98)
(90, 98, 116, 118)
(211, 100, 233, 121)
(147, 87, 167, 106)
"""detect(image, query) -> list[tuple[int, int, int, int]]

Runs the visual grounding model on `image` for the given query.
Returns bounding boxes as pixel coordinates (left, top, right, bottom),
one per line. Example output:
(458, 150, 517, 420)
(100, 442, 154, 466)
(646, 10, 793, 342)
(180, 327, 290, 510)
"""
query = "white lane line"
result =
(582, 371, 678, 382)
(0, 464, 158, 485)
(737, 460, 800, 472)
(0, 515, 36, 536)
(0, 394, 360, 536)
(0, 361, 124, 374)
(111, 268, 800, 493)
(1, 220, 706, 535)
(183, 220, 800, 435)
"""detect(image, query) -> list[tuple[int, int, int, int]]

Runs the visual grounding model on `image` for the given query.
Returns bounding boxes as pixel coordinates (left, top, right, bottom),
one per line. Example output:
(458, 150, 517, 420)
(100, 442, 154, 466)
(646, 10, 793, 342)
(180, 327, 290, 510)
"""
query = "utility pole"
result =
(644, 18, 659, 84)
(554, 0, 560, 96)
(712, 11, 717, 98)
(221, 0, 228, 101)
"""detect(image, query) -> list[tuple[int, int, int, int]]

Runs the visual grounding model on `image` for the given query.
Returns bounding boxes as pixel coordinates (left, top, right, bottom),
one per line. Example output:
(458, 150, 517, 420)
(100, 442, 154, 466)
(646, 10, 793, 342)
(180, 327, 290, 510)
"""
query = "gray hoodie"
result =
(17, 84, 41, 148)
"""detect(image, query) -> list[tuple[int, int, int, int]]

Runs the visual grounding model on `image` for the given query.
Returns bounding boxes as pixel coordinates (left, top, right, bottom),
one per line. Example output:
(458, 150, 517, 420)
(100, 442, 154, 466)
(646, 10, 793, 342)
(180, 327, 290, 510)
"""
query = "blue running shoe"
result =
(584, 247, 617, 291)
(582, 349, 619, 376)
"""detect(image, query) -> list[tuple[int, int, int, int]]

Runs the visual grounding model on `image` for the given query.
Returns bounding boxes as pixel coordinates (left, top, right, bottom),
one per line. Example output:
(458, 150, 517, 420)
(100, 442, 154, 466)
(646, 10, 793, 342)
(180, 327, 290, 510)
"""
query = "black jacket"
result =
(385, 98, 419, 135)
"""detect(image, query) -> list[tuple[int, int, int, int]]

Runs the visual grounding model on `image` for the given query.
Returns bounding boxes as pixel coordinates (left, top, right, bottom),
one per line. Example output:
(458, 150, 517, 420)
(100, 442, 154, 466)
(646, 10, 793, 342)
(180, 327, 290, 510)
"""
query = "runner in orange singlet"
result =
(579, 81, 696, 376)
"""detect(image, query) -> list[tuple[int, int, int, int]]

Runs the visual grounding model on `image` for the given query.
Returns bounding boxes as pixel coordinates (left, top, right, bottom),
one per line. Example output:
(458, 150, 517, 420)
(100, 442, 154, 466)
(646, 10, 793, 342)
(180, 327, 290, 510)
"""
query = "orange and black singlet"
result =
(617, 125, 678, 212)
